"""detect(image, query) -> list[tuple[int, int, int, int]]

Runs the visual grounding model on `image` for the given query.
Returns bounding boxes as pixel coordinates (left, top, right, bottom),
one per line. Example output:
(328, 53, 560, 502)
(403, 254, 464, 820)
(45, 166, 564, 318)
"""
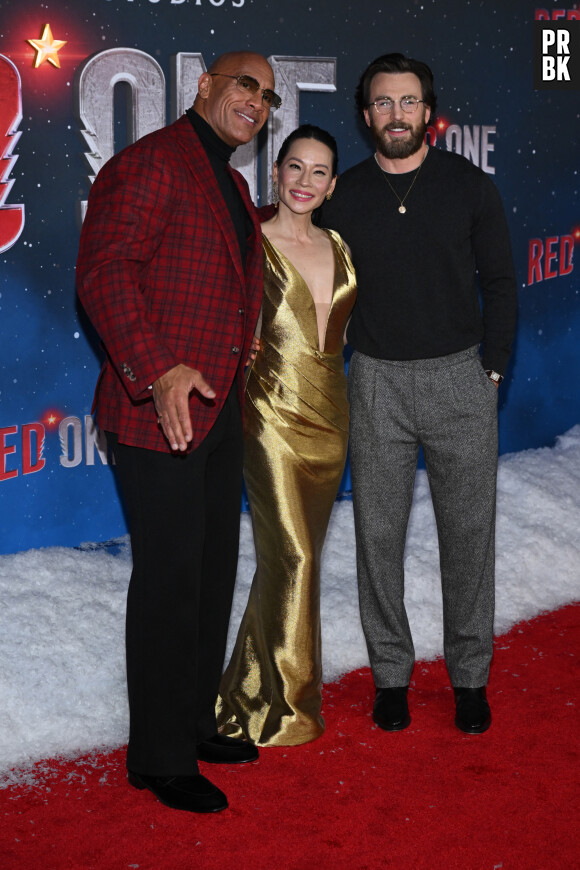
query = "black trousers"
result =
(108, 386, 243, 776)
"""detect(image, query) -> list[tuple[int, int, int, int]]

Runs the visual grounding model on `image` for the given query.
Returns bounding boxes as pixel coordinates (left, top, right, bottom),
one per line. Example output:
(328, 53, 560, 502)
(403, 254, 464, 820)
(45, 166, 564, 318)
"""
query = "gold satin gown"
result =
(217, 229, 356, 746)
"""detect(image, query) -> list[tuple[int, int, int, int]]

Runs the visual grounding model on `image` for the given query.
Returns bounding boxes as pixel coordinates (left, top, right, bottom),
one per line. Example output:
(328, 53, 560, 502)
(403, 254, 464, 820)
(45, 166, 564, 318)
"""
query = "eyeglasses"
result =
(367, 97, 425, 115)
(210, 73, 282, 110)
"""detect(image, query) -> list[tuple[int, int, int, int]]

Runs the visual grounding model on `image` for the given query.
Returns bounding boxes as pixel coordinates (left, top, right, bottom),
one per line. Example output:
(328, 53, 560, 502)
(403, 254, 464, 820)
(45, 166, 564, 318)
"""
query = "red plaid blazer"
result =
(76, 115, 263, 452)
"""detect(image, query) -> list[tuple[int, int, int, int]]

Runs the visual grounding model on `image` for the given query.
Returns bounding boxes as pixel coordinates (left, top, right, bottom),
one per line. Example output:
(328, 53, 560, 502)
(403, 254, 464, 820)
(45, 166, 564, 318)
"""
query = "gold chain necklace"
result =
(374, 147, 428, 214)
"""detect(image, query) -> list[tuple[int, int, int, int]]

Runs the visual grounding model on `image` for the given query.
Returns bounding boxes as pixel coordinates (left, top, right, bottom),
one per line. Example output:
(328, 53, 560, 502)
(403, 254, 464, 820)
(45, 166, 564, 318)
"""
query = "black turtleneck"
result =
(186, 108, 254, 264)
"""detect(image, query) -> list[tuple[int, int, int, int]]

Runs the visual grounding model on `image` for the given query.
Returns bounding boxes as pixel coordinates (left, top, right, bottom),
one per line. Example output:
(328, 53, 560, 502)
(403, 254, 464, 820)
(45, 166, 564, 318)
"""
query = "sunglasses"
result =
(210, 73, 282, 110)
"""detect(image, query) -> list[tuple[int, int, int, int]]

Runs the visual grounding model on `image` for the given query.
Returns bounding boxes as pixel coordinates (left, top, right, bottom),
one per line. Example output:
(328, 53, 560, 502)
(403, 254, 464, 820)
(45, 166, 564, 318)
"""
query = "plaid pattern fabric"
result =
(76, 115, 263, 452)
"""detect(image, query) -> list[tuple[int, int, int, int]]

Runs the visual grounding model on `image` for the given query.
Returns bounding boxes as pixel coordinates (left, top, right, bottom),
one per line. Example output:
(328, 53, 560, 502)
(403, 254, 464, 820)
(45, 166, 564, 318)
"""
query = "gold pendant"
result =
(398, 205, 406, 214)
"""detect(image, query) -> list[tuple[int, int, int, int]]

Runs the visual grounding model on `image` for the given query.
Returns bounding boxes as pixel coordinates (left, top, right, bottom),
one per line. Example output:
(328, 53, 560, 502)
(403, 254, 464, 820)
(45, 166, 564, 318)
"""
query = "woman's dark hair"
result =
(355, 52, 437, 120)
(276, 124, 339, 176)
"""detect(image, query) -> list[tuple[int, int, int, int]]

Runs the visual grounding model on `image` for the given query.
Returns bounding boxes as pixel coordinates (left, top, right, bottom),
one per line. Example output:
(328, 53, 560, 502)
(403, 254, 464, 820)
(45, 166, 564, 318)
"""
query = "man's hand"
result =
(152, 364, 216, 451)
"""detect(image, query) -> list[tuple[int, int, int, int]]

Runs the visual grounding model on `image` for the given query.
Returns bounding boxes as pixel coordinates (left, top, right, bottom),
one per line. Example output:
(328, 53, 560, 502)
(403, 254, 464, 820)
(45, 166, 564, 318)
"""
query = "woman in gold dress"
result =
(217, 126, 356, 746)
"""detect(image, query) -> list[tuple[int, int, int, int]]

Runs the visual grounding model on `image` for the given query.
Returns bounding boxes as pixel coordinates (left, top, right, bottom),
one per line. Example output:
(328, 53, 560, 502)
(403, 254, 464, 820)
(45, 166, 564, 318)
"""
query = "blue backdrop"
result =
(1, 0, 578, 552)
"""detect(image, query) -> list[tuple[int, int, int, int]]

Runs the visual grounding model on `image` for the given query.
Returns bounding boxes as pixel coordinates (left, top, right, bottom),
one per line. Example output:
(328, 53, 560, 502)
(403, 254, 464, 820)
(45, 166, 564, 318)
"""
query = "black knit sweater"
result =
(320, 147, 517, 374)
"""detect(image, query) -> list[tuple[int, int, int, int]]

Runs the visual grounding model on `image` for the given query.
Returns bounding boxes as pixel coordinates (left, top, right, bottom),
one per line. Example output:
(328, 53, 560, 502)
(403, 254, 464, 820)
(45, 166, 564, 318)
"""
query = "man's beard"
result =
(373, 119, 427, 160)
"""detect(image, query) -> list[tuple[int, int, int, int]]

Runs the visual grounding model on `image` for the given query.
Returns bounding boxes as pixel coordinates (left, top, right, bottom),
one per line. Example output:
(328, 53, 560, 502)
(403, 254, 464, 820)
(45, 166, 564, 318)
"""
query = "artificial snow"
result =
(1, 426, 579, 784)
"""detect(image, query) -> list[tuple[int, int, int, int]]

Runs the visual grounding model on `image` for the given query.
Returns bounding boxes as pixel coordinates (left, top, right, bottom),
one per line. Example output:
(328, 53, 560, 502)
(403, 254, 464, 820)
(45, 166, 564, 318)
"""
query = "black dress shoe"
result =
(373, 687, 411, 731)
(454, 686, 491, 734)
(128, 771, 228, 813)
(197, 733, 259, 764)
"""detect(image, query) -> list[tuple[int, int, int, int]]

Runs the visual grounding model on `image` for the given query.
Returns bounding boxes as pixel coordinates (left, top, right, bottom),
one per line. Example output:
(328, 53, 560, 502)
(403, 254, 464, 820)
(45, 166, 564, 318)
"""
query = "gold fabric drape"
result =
(217, 230, 356, 745)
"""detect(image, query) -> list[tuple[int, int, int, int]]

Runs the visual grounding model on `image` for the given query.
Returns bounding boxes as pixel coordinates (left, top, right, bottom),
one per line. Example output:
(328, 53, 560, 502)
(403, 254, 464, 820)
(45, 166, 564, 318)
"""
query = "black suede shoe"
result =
(454, 687, 491, 734)
(128, 771, 228, 813)
(373, 687, 411, 731)
(197, 733, 259, 764)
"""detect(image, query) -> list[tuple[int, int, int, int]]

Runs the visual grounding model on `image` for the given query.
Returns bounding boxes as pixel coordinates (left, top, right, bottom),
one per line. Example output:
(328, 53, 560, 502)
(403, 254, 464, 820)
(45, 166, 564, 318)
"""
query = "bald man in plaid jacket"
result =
(77, 52, 277, 813)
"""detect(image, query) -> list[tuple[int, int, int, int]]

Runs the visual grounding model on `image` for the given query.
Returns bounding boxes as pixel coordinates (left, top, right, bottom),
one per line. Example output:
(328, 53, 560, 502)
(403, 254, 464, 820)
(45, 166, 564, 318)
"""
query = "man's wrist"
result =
(485, 369, 503, 384)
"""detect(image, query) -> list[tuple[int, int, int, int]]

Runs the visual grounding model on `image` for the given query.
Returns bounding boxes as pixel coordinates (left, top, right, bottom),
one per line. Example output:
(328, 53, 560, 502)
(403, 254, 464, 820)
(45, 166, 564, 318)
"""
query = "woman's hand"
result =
(246, 335, 262, 367)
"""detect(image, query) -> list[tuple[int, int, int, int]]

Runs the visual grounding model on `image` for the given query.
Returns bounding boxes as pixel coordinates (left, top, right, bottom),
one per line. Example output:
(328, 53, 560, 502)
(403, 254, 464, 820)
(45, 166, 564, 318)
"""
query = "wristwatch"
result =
(485, 369, 503, 384)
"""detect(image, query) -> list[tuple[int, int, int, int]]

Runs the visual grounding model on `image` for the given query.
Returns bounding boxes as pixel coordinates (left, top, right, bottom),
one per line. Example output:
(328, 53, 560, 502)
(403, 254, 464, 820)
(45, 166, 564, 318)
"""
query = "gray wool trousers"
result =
(348, 346, 499, 689)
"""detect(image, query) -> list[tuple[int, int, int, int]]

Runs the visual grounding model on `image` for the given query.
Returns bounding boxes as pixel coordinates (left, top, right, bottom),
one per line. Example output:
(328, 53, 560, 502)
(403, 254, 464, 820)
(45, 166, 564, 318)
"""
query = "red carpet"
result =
(2, 605, 579, 869)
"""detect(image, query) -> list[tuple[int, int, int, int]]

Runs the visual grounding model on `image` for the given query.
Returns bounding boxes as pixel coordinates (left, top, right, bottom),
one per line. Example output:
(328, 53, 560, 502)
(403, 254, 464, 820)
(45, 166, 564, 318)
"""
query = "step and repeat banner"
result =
(1, 0, 578, 552)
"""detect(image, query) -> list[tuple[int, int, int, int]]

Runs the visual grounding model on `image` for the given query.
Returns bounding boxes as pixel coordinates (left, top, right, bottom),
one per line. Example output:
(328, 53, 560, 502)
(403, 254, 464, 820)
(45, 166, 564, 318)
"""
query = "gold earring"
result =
(326, 191, 333, 201)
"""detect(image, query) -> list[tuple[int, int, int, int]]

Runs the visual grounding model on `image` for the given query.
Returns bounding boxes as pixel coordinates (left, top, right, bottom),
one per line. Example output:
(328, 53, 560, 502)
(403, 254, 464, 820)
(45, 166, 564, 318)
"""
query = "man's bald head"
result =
(193, 52, 275, 147)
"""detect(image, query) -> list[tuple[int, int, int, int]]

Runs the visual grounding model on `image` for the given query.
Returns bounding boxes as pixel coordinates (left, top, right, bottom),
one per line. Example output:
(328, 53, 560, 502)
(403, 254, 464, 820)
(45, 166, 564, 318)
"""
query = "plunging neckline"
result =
(262, 231, 337, 353)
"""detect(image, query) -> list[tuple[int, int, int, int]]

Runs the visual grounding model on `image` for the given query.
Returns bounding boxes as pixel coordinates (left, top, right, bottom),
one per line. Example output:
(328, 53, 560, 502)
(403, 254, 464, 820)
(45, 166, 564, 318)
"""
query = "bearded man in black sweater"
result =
(320, 53, 517, 735)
